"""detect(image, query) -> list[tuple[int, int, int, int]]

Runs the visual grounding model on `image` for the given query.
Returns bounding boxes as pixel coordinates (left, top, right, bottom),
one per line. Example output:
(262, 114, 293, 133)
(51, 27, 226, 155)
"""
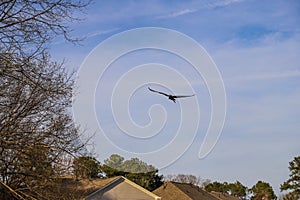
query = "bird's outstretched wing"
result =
(173, 94, 195, 99)
(148, 87, 169, 97)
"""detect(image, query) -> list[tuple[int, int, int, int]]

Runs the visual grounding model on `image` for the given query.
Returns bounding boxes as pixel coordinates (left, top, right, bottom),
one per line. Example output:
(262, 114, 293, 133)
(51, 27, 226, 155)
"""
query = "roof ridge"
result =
(85, 176, 122, 199)
(85, 176, 161, 200)
(121, 176, 161, 199)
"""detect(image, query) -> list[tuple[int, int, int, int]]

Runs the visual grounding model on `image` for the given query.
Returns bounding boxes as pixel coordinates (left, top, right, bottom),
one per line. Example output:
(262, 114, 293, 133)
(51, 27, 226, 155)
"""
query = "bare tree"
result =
(164, 174, 203, 186)
(0, 0, 89, 199)
(0, 53, 86, 199)
(199, 178, 211, 189)
(0, 0, 88, 59)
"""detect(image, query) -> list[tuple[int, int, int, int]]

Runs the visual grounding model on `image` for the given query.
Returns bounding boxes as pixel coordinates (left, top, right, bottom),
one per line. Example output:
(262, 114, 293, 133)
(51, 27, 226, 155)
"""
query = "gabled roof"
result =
(153, 182, 220, 200)
(85, 176, 161, 200)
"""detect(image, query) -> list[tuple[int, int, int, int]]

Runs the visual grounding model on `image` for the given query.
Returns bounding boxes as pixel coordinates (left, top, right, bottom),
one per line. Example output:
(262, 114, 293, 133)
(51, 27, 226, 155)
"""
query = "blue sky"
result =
(50, 0, 300, 195)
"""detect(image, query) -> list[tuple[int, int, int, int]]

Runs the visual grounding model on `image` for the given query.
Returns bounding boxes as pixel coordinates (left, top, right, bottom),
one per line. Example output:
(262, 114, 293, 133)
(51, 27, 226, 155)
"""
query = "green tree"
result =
(251, 181, 277, 200)
(101, 154, 163, 191)
(122, 157, 156, 173)
(101, 154, 126, 177)
(126, 170, 163, 191)
(280, 156, 300, 200)
(104, 154, 125, 171)
(228, 181, 247, 199)
(101, 164, 127, 177)
(73, 156, 101, 179)
(103, 154, 156, 174)
(205, 181, 229, 193)
(205, 181, 248, 199)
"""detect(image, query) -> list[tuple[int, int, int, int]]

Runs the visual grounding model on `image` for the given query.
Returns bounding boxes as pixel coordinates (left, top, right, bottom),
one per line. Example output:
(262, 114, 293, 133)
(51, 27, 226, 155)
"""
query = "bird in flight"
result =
(148, 87, 195, 103)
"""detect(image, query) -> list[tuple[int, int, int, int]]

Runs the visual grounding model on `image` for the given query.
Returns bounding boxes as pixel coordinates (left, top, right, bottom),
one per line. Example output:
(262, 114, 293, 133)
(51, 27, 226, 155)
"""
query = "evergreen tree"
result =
(251, 181, 277, 200)
(205, 181, 229, 193)
(229, 181, 247, 199)
(280, 156, 300, 200)
(101, 154, 163, 191)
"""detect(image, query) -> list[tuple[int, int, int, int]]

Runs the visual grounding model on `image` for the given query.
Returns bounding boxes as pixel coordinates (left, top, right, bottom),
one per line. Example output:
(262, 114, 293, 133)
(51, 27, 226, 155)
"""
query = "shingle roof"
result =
(85, 176, 161, 200)
(41, 176, 120, 199)
(210, 191, 240, 200)
(153, 182, 220, 200)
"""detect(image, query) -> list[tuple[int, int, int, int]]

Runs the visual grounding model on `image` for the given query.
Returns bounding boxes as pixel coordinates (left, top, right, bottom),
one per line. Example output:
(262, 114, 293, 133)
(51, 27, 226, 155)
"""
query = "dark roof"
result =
(32, 176, 120, 199)
(153, 182, 220, 200)
(210, 191, 240, 200)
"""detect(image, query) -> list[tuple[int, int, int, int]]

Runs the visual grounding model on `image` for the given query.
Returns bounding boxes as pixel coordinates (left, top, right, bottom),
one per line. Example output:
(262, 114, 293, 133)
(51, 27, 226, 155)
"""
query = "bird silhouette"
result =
(148, 87, 195, 103)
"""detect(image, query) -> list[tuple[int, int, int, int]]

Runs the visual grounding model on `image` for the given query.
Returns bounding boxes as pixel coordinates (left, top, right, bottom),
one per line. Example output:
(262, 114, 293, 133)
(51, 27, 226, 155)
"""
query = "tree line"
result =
(73, 155, 300, 200)
(204, 156, 300, 200)
(73, 154, 163, 192)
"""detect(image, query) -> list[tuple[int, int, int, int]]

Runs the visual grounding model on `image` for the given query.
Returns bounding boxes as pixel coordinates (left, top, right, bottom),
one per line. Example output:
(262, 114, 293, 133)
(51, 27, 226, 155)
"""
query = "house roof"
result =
(153, 182, 220, 200)
(85, 176, 161, 200)
(36, 176, 120, 199)
(210, 191, 240, 200)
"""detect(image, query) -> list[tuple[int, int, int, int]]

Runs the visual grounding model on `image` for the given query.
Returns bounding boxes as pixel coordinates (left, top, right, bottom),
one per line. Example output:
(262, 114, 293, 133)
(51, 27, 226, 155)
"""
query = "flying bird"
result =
(148, 87, 195, 103)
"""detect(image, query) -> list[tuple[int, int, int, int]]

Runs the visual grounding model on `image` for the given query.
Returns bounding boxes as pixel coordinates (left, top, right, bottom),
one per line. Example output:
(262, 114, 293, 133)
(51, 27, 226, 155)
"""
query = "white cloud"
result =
(206, 0, 244, 9)
(157, 8, 198, 19)
(229, 70, 300, 82)
(156, 0, 244, 19)
(85, 28, 119, 39)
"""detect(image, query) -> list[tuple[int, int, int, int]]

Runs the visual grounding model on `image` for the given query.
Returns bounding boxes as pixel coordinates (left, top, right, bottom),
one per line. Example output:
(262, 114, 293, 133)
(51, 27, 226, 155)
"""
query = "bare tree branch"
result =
(0, 1, 90, 199)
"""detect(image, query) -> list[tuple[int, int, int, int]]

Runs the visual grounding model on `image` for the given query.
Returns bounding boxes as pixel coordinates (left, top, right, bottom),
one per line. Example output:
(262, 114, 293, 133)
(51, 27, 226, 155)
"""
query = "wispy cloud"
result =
(155, 0, 244, 20)
(230, 70, 300, 82)
(51, 28, 119, 45)
(157, 8, 198, 19)
(206, 0, 244, 9)
(85, 28, 119, 39)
